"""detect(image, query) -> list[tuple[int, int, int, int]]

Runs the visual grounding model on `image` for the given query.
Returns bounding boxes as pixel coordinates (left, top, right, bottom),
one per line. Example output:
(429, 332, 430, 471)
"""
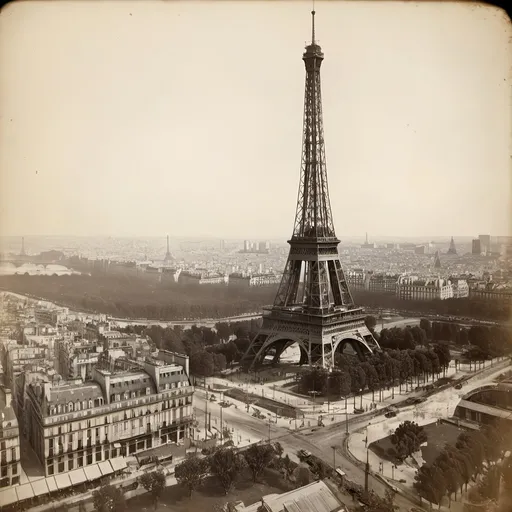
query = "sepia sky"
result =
(0, 1, 511, 240)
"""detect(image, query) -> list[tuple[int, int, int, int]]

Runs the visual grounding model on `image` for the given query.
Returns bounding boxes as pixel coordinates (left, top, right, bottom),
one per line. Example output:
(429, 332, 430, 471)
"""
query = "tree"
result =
(92, 485, 126, 512)
(391, 421, 427, 461)
(281, 454, 295, 481)
(364, 315, 377, 331)
(209, 448, 246, 494)
(175, 455, 210, 497)
(138, 470, 166, 509)
(361, 362, 379, 402)
(433, 343, 451, 377)
(414, 464, 446, 510)
(273, 441, 284, 459)
(420, 319, 432, 339)
(243, 443, 276, 482)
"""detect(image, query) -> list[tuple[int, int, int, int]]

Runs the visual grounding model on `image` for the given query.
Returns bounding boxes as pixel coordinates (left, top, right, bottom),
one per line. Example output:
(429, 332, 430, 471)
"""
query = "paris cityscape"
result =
(0, 2, 511, 512)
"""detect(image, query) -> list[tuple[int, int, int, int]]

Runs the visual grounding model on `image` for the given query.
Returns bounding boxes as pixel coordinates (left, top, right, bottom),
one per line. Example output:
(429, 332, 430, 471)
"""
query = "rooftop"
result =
(244, 481, 344, 512)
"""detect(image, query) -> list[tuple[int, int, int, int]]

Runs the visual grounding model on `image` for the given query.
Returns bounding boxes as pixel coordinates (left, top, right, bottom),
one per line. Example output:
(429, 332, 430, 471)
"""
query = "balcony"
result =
(43, 386, 195, 426)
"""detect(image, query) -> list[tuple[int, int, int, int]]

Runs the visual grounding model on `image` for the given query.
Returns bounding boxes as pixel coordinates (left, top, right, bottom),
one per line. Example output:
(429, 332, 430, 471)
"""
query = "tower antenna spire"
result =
(311, 6, 316, 44)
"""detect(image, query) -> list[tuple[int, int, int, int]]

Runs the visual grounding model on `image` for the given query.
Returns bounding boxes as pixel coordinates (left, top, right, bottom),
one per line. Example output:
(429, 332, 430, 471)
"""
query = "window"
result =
(77, 456, 83, 467)
(48, 464, 54, 475)
(12, 463, 17, 475)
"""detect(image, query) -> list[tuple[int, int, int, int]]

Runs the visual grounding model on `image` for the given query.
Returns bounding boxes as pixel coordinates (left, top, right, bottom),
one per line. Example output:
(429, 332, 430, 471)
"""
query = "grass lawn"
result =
(224, 388, 300, 418)
(126, 468, 295, 512)
(370, 421, 468, 466)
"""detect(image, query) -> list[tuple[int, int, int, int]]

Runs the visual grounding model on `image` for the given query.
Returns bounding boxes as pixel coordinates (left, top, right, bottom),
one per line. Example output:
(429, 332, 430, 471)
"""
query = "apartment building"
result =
(396, 276, 454, 301)
(0, 387, 21, 488)
(55, 338, 101, 381)
(24, 351, 194, 478)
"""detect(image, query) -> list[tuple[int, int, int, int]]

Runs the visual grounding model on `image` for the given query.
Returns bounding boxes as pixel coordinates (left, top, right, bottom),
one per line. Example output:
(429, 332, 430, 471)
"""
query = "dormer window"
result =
(57, 405, 61, 414)
(145, 387, 150, 395)
(68, 403, 74, 412)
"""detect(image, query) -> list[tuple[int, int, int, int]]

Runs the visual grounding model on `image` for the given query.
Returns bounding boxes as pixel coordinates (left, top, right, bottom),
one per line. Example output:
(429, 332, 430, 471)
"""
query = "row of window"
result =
(48, 397, 104, 416)
(46, 399, 192, 437)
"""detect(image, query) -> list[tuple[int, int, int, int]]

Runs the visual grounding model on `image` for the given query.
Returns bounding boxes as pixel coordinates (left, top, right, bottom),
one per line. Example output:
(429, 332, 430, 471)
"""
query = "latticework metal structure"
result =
(241, 11, 380, 371)
(447, 236, 457, 255)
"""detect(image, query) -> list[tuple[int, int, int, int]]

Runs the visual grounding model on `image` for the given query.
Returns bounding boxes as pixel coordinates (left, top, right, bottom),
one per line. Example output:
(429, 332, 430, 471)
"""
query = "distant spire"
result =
(365, 232, 368, 244)
(167, 235, 170, 253)
(434, 250, 442, 269)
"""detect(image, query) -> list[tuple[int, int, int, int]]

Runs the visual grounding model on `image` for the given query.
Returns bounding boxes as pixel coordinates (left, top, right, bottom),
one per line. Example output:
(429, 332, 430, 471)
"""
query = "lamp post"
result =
(332, 446, 336, 469)
(345, 409, 349, 434)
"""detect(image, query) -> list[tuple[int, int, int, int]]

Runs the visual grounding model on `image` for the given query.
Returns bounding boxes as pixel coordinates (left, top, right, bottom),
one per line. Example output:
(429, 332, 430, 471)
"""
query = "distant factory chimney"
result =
(20, 237, 25, 256)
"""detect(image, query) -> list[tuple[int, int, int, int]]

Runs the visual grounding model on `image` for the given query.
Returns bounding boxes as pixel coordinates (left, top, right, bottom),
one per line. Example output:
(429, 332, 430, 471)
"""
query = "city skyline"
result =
(1, 2, 511, 239)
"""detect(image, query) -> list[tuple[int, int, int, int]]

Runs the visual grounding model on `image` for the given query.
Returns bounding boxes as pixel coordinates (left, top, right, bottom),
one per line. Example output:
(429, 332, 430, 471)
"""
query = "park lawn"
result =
(369, 421, 468, 466)
(126, 468, 295, 512)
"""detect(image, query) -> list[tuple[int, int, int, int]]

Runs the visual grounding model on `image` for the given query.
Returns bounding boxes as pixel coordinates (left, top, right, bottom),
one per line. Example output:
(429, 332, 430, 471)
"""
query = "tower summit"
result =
(242, 11, 380, 370)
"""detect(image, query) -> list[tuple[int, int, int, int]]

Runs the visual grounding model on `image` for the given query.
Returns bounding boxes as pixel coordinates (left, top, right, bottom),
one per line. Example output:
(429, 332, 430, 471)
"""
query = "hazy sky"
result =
(0, 1, 511, 240)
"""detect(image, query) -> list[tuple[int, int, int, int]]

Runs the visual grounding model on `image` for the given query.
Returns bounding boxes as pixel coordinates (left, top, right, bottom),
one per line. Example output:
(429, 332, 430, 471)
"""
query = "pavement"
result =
(194, 356, 511, 511)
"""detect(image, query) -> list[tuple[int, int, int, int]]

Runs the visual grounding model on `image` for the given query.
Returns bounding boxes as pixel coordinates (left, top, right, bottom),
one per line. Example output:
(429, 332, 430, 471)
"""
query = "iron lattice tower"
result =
(447, 236, 457, 255)
(163, 235, 174, 265)
(242, 11, 380, 371)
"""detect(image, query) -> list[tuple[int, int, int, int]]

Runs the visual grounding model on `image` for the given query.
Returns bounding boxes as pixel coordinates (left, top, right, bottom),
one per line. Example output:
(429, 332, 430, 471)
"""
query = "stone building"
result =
(24, 351, 193, 477)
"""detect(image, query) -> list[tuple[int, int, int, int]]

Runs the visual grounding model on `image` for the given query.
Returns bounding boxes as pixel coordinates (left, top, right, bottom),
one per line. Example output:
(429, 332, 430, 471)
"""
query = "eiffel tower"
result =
(163, 235, 174, 266)
(447, 236, 457, 255)
(241, 11, 380, 371)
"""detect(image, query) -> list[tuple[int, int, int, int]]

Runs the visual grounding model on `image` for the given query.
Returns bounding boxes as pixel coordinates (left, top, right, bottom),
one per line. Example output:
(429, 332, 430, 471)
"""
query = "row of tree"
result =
(92, 470, 167, 512)
(414, 422, 508, 509)
(1, 273, 509, 322)
(134, 322, 259, 377)
(298, 346, 452, 403)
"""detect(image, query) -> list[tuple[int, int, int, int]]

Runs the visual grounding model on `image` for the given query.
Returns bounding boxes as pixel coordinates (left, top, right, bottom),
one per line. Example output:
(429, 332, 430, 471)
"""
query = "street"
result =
(194, 388, 416, 510)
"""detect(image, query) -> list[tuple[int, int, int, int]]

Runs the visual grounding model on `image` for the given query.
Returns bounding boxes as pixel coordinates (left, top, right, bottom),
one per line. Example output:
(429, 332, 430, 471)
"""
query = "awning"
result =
(46, 476, 58, 493)
(98, 461, 114, 476)
(113, 443, 121, 449)
(30, 478, 50, 497)
(68, 468, 87, 485)
(16, 483, 35, 501)
(54, 473, 72, 490)
(110, 457, 128, 472)
(84, 464, 102, 481)
(0, 487, 19, 507)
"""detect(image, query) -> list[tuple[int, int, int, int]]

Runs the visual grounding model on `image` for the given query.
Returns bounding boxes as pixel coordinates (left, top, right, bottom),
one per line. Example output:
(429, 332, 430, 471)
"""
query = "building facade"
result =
(0, 387, 21, 488)
(24, 351, 194, 477)
(396, 276, 454, 300)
